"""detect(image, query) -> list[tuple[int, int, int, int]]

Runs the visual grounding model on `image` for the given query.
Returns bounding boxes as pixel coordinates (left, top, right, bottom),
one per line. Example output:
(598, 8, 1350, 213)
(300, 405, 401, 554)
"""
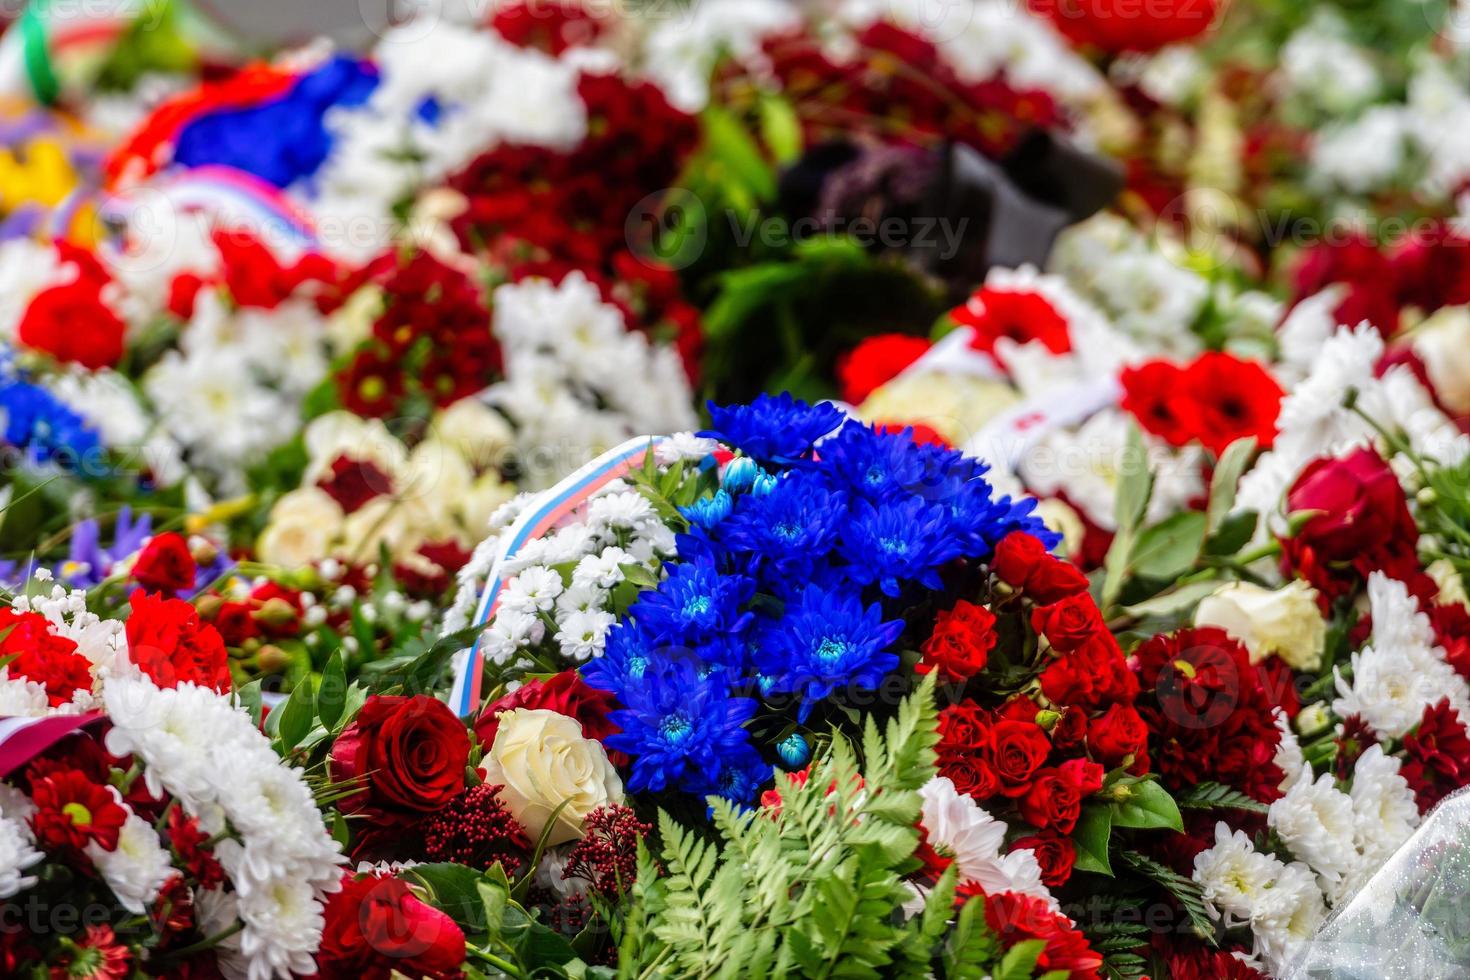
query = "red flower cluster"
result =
(992, 531, 1091, 604)
(1133, 627, 1286, 802)
(337, 250, 501, 417)
(1402, 699, 1470, 813)
(1281, 447, 1420, 605)
(317, 872, 467, 980)
(977, 889, 1103, 980)
(1121, 353, 1285, 454)
(17, 244, 126, 369)
(490, 0, 605, 55)
(835, 333, 932, 404)
(126, 590, 231, 693)
(331, 694, 471, 826)
(758, 22, 1060, 160)
(953, 287, 1072, 359)
(0, 608, 93, 707)
(918, 599, 997, 682)
(1028, 0, 1220, 53)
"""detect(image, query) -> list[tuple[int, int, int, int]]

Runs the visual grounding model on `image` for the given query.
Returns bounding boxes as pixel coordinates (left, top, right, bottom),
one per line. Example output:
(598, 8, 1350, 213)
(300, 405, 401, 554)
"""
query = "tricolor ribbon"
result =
(101, 164, 319, 250)
(448, 435, 667, 718)
(0, 712, 103, 778)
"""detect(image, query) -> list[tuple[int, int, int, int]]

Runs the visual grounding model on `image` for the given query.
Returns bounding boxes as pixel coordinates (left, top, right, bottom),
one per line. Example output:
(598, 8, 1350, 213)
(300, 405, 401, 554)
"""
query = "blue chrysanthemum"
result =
(630, 553, 754, 644)
(701, 393, 844, 464)
(720, 471, 848, 575)
(754, 585, 902, 721)
(818, 421, 935, 502)
(605, 662, 760, 794)
(690, 743, 773, 805)
(837, 496, 961, 597)
(681, 489, 733, 530)
(582, 622, 663, 695)
(0, 380, 101, 468)
(941, 477, 1059, 555)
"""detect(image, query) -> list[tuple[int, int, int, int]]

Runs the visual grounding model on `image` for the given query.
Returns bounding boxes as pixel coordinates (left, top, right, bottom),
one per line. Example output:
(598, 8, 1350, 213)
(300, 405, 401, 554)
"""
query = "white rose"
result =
(482, 708, 623, 846)
(257, 487, 345, 567)
(1427, 557, 1470, 611)
(1413, 305, 1470, 415)
(433, 399, 515, 470)
(1195, 580, 1326, 671)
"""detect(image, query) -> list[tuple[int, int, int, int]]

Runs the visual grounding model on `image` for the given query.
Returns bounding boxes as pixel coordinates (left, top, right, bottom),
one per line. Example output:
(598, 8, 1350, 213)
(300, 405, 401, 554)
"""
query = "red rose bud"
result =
(317, 873, 467, 980)
(131, 532, 197, 596)
(992, 533, 1090, 604)
(331, 695, 471, 823)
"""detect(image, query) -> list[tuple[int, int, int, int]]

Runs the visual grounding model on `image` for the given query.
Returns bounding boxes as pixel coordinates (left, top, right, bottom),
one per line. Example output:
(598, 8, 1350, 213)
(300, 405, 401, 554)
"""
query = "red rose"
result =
(938, 753, 1000, 800)
(0, 608, 92, 707)
(938, 702, 994, 752)
(992, 720, 1052, 797)
(992, 532, 1089, 604)
(211, 601, 259, 647)
(331, 695, 471, 823)
(475, 672, 624, 765)
(954, 286, 1071, 358)
(1120, 360, 1195, 447)
(1019, 768, 1082, 833)
(126, 590, 230, 693)
(1049, 706, 1088, 750)
(1392, 221, 1470, 314)
(317, 873, 466, 980)
(835, 333, 932, 404)
(997, 695, 1042, 725)
(1012, 833, 1077, 888)
(1283, 447, 1419, 603)
(918, 600, 997, 683)
(1031, 593, 1105, 653)
(1181, 353, 1284, 455)
(1088, 703, 1150, 770)
(1292, 231, 1399, 336)
(131, 533, 197, 596)
(1039, 633, 1138, 710)
(17, 279, 126, 369)
(1028, 0, 1219, 52)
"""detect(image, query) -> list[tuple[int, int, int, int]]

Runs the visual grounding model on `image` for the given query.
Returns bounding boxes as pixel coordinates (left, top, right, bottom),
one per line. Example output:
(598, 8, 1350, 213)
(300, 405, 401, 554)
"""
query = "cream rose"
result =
(433, 397, 515, 470)
(482, 708, 623, 845)
(1194, 580, 1326, 671)
(1413, 305, 1470, 416)
(257, 487, 345, 567)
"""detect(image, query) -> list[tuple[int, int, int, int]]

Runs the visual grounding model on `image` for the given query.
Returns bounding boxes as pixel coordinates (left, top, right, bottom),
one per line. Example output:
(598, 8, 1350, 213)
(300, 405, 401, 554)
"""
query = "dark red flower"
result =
(918, 600, 998, 683)
(1028, 0, 1219, 53)
(1087, 703, 1150, 770)
(993, 720, 1053, 798)
(318, 454, 394, 514)
(331, 695, 471, 824)
(1391, 221, 1470, 314)
(126, 590, 231, 693)
(1039, 633, 1139, 712)
(317, 873, 466, 980)
(835, 333, 932, 404)
(132, 532, 197, 596)
(979, 890, 1103, 979)
(30, 769, 127, 853)
(1402, 699, 1470, 812)
(167, 807, 224, 889)
(1292, 231, 1399, 336)
(1031, 593, 1106, 653)
(1012, 832, 1077, 887)
(955, 287, 1071, 359)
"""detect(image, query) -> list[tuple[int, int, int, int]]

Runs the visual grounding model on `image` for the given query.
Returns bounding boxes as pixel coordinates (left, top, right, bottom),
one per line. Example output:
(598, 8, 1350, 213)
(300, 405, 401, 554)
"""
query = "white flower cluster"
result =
(482, 483, 677, 668)
(0, 585, 126, 716)
(0, 798, 42, 901)
(487, 273, 698, 489)
(915, 777, 1056, 910)
(103, 676, 345, 980)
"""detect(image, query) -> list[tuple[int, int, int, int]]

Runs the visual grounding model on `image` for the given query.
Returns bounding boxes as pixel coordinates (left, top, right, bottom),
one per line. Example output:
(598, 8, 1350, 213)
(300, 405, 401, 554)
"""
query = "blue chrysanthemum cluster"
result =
(0, 376, 100, 468)
(591, 394, 1058, 805)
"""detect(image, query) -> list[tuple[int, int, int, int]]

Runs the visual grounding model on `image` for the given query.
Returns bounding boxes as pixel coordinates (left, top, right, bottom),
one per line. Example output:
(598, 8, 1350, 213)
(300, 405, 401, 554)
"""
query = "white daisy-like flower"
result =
(572, 548, 635, 590)
(588, 491, 657, 532)
(1348, 745, 1420, 870)
(556, 584, 610, 619)
(1193, 823, 1292, 926)
(1274, 710, 1307, 794)
(555, 609, 618, 661)
(656, 432, 720, 464)
(481, 610, 547, 666)
(1252, 860, 1329, 974)
(501, 566, 565, 615)
(1268, 766, 1362, 888)
(0, 812, 42, 899)
(86, 812, 174, 914)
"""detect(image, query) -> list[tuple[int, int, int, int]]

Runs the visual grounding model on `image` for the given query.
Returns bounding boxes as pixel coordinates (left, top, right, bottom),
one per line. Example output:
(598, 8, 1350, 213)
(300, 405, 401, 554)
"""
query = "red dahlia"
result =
(30, 770, 128, 853)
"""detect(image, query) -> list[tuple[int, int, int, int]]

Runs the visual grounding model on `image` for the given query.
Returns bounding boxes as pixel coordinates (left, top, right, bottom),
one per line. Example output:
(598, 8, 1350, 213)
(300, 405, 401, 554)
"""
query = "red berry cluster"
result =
(562, 804, 651, 899)
(419, 784, 532, 873)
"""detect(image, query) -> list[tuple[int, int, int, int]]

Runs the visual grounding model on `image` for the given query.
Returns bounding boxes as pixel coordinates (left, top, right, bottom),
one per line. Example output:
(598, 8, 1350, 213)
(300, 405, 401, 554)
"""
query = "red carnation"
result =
(992, 532, 1090, 604)
(126, 590, 230, 693)
(167, 807, 225, 890)
(1028, 0, 1219, 52)
(835, 333, 932, 404)
(331, 695, 471, 824)
(475, 672, 625, 766)
(30, 769, 128, 853)
(317, 454, 394, 514)
(132, 533, 197, 596)
(955, 286, 1071, 359)
(918, 600, 998, 683)
(317, 873, 467, 980)
(1031, 593, 1106, 653)
(17, 279, 126, 369)
(1282, 447, 1419, 604)
(0, 608, 93, 707)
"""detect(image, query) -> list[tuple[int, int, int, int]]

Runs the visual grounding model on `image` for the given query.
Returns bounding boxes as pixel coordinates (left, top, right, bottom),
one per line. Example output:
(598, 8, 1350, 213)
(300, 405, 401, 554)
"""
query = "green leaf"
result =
(316, 650, 347, 731)
(1114, 422, 1153, 533)
(235, 679, 264, 729)
(701, 105, 777, 202)
(274, 676, 316, 752)
(994, 939, 1046, 980)
(1130, 511, 1207, 581)
(1072, 805, 1114, 876)
(1176, 781, 1269, 814)
(1111, 780, 1184, 832)
(757, 94, 802, 164)
(1204, 509, 1258, 557)
(407, 863, 491, 935)
(1121, 581, 1221, 620)
(1206, 437, 1258, 531)
(1119, 851, 1218, 943)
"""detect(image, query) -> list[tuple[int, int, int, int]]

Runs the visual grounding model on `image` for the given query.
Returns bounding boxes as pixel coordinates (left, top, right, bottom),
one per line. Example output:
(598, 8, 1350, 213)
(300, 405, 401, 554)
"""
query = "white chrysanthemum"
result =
(481, 610, 546, 666)
(1274, 710, 1307, 794)
(501, 567, 565, 615)
(226, 853, 327, 980)
(656, 432, 720, 464)
(1348, 745, 1420, 869)
(0, 674, 51, 717)
(1193, 823, 1292, 926)
(0, 813, 42, 899)
(555, 583, 610, 619)
(588, 491, 658, 532)
(1311, 106, 1411, 195)
(86, 812, 174, 914)
(1280, 15, 1380, 113)
(917, 777, 1058, 909)
(640, 0, 799, 112)
(1252, 861, 1329, 975)
(555, 609, 618, 661)
(572, 548, 634, 591)
(1269, 766, 1362, 888)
